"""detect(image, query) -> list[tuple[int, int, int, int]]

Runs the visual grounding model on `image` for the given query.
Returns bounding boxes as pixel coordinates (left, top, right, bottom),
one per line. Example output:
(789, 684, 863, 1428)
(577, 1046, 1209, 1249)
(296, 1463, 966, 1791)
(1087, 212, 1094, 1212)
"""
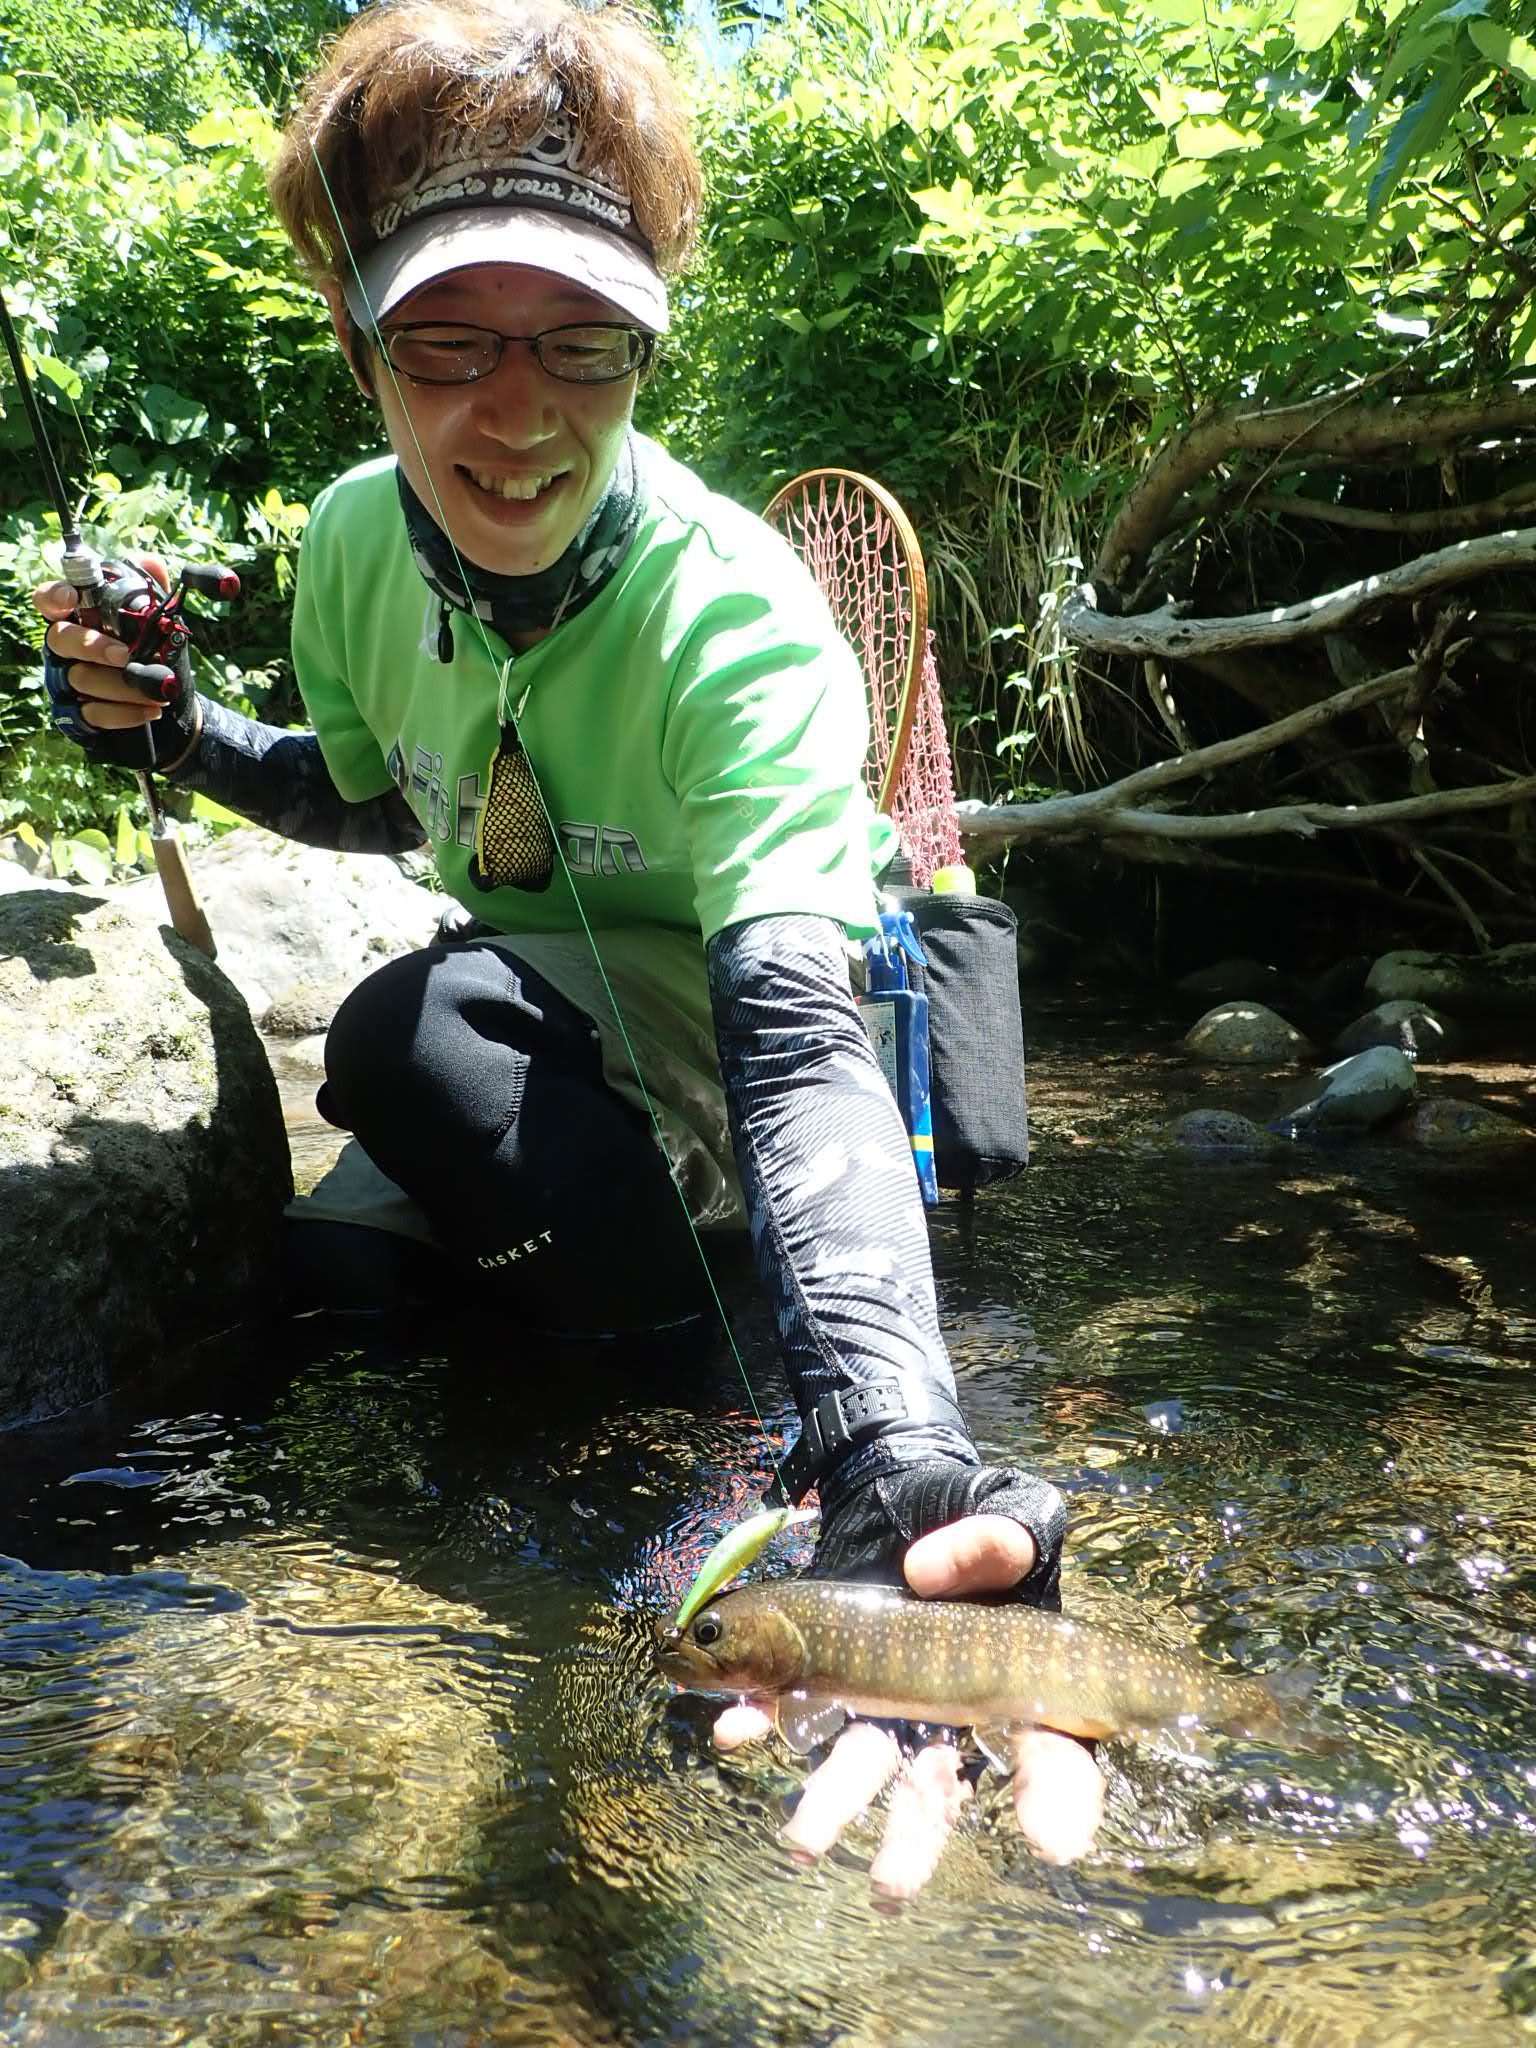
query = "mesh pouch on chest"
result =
(468, 722, 554, 894)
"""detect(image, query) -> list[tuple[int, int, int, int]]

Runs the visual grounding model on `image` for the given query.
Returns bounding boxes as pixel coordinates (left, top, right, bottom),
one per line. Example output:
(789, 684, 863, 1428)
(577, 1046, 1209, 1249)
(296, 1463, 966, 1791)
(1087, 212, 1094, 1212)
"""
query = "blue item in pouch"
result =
(858, 910, 938, 1205)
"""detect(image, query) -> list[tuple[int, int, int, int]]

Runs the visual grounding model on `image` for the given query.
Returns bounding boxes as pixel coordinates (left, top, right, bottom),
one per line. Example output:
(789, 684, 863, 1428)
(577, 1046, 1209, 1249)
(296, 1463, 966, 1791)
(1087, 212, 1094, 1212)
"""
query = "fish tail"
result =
(1245, 1665, 1341, 1751)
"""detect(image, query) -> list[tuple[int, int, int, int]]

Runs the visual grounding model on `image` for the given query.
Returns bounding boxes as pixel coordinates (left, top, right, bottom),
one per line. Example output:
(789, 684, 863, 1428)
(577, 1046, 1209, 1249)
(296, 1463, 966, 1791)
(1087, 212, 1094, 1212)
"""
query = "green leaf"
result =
(1158, 157, 1210, 200)
(28, 353, 84, 399)
(54, 834, 111, 885)
(188, 792, 243, 827)
(1468, 17, 1536, 84)
(135, 383, 209, 446)
(1175, 118, 1260, 158)
(114, 805, 136, 866)
(1114, 138, 1167, 181)
(771, 308, 813, 335)
(1293, 0, 1356, 48)
(1368, 60, 1470, 217)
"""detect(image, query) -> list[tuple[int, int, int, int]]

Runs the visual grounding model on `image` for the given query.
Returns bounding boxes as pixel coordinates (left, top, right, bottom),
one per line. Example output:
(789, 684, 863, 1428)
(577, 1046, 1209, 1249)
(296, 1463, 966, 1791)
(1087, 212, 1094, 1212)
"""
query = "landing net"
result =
(764, 468, 962, 887)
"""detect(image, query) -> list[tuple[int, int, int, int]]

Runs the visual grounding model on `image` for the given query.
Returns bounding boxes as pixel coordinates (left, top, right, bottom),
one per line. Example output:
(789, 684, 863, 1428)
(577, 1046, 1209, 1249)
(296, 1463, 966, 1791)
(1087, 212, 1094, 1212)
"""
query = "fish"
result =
(656, 1579, 1308, 1751)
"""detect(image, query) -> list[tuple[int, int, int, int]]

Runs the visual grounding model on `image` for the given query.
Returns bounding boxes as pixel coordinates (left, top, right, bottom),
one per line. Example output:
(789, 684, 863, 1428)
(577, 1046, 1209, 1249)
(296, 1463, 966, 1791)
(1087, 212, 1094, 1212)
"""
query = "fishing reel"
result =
(61, 538, 242, 703)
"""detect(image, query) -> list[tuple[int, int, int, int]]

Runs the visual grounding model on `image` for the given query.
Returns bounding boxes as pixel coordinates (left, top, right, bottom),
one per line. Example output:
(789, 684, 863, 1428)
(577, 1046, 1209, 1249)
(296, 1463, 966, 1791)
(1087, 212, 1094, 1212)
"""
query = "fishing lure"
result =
(672, 1505, 818, 1630)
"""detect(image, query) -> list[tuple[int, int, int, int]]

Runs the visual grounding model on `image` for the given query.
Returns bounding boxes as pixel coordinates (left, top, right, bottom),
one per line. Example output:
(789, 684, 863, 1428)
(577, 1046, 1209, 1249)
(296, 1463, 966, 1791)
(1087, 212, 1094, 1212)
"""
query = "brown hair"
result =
(269, 0, 702, 290)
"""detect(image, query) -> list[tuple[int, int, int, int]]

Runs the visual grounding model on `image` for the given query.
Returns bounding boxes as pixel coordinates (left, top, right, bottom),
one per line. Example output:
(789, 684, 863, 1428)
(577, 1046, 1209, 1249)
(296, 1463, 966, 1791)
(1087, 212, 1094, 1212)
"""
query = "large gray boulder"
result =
(1182, 1002, 1312, 1064)
(1271, 1044, 1417, 1135)
(0, 887, 291, 1428)
(1364, 944, 1536, 1016)
(114, 829, 442, 1024)
(1332, 999, 1452, 1062)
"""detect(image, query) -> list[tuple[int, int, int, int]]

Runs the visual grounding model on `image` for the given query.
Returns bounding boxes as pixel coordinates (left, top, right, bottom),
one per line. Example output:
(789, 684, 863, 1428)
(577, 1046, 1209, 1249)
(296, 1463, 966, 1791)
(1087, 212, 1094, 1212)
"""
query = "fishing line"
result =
(245, 12, 787, 1490)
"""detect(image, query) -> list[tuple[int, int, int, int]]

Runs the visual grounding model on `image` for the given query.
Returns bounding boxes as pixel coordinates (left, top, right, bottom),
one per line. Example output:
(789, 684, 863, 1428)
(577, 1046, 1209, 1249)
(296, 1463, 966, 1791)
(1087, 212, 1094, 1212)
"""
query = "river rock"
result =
(1176, 959, 1292, 1002)
(1182, 1002, 1312, 1064)
(1364, 944, 1536, 1017)
(1303, 954, 1373, 1006)
(1403, 1098, 1536, 1155)
(0, 887, 290, 1428)
(114, 828, 441, 1022)
(1332, 999, 1452, 1061)
(1165, 1110, 1282, 1158)
(1271, 1044, 1417, 1135)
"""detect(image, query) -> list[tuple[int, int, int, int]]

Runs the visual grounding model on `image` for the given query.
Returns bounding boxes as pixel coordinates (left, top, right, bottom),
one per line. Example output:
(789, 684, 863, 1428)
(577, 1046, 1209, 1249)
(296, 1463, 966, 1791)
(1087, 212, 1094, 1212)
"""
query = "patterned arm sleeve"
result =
(168, 695, 426, 856)
(707, 911, 979, 1514)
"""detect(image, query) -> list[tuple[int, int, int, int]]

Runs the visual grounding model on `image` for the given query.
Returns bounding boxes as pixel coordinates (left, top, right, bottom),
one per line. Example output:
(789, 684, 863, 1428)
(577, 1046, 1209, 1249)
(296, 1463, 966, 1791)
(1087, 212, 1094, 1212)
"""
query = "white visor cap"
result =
(343, 202, 670, 336)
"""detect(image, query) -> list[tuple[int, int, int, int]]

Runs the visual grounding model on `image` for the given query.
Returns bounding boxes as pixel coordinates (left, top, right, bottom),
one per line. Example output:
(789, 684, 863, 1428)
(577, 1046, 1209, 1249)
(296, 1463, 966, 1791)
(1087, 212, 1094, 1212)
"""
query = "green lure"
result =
(672, 1505, 818, 1630)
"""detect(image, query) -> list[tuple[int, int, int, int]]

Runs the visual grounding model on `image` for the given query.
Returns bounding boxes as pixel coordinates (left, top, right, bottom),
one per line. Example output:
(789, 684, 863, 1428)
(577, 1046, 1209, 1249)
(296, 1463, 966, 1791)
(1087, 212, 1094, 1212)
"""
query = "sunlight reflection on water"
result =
(0, 998, 1532, 2043)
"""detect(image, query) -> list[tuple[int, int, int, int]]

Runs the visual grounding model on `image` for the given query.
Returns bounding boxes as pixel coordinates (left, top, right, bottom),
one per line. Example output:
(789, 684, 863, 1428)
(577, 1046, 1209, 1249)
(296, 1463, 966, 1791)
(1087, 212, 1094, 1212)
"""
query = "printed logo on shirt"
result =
(387, 738, 456, 842)
(387, 737, 648, 871)
(560, 821, 647, 874)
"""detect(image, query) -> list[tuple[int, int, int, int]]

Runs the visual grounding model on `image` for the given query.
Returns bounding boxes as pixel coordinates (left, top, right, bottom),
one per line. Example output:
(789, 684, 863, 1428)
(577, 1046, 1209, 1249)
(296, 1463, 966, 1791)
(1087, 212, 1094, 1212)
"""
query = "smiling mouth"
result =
(464, 465, 566, 503)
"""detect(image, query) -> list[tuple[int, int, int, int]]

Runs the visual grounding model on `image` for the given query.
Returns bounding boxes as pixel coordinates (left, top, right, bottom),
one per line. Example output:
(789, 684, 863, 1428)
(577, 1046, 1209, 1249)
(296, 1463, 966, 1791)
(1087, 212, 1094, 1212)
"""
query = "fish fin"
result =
(1138, 1718, 1217, 1767)
(972, 1722, 1026, 1773)
(1247, 1666, 1346, 1753)
(776, 1693, 848, 1755)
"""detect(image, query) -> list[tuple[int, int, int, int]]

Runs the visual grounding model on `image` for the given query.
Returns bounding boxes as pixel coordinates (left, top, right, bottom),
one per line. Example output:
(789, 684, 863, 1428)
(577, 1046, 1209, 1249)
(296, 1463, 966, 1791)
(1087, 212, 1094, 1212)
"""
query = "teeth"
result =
(469, 469, 558, 501)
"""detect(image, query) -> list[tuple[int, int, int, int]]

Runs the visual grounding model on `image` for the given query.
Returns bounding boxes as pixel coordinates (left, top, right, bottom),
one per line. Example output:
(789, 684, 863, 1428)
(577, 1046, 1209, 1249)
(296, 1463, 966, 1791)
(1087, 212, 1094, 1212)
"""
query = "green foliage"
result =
(647, 0, 1536, 793)
(0, 0, 1531, 838)
(0, 77, 376, 834)
(0, 0, 237, 130)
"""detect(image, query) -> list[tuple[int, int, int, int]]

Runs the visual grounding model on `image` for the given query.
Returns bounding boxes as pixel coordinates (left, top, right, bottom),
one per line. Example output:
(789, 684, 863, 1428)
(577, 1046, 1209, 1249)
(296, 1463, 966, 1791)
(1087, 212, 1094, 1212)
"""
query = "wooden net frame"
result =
(764, 468, 962, 885)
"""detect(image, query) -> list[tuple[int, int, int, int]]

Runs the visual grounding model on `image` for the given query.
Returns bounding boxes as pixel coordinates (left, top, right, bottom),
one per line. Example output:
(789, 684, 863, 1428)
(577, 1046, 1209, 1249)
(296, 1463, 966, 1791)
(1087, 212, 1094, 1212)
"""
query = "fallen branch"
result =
(1095, 382, 1536, 587)
(1061, 526, 1536, 661)
(1107, 661, 1418, 803)
(958, 771, 1536, 854)
(1246, 482, 1536, 536)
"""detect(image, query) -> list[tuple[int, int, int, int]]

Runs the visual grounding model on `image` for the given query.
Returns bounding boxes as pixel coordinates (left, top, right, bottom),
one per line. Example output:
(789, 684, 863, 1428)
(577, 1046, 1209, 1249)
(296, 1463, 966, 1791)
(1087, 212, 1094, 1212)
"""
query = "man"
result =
(35, 0, 1104, 1895)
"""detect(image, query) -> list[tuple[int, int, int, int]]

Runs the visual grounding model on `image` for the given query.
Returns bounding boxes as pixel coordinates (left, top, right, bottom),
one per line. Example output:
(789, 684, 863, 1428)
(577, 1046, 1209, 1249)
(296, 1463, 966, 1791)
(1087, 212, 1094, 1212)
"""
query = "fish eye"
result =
(693, 1616, 722, 1648)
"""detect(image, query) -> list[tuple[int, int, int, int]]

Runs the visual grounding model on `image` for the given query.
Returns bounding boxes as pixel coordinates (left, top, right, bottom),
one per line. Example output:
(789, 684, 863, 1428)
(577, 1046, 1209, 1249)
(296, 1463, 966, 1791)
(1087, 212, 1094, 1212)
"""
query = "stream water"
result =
(1, 989, 1533, 2045)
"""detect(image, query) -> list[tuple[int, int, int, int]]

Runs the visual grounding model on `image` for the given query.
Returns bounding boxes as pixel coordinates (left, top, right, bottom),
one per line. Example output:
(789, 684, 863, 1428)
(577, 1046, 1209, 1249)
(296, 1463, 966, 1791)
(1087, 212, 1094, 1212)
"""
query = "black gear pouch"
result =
(902, 893, 1030, 1192)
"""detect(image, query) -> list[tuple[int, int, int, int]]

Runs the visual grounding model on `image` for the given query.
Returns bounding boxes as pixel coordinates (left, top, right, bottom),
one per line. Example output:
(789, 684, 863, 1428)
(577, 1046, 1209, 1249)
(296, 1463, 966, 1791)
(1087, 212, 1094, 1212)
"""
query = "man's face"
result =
(353, 263, 640, 578)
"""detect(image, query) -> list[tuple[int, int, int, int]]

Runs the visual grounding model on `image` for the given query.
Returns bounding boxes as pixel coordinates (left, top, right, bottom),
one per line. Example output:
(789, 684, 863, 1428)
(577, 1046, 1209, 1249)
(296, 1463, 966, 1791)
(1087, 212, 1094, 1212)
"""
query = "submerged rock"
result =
(1165, 1110, 1282, 1158)
(1182, 1002, 1312, 1064)
(1403, 1098, 1536, 1155)
(1365, 944, 1536, 1016)
(1176, 959, 1292, 1003)
(1332, 999, 1452, 1062)
(1271, 1045, 1418, 1135)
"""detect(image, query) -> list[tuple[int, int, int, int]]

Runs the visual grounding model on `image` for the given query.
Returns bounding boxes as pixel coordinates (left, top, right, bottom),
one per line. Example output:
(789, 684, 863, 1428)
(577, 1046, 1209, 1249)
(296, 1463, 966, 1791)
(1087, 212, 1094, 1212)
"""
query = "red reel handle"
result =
(181, 563, 241, 601)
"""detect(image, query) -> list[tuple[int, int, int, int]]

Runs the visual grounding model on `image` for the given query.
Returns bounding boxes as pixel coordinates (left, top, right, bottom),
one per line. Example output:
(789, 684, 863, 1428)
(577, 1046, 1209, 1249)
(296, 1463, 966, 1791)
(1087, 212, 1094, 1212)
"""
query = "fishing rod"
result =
(0, 282, 235, 958)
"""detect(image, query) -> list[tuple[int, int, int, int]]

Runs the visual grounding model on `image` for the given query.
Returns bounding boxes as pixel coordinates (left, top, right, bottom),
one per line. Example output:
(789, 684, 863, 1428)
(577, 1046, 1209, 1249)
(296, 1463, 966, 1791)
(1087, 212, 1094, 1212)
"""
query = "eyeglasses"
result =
(381, 321, 654, 387)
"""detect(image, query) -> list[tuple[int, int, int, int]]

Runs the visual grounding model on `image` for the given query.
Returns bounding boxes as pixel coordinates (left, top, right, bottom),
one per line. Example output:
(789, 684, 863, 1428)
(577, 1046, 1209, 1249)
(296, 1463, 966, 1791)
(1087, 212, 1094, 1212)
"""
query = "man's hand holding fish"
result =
(713, 1516, 1106, 1899)
(702, 1460, 1108, 1903)
(664, 1455, 1313, 1900)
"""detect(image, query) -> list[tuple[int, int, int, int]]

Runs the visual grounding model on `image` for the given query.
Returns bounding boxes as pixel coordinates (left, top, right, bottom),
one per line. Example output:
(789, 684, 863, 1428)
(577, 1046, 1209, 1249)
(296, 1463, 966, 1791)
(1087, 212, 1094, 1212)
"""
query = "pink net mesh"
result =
(765, 473, 962, 888)
(893, 631, 963, 887)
